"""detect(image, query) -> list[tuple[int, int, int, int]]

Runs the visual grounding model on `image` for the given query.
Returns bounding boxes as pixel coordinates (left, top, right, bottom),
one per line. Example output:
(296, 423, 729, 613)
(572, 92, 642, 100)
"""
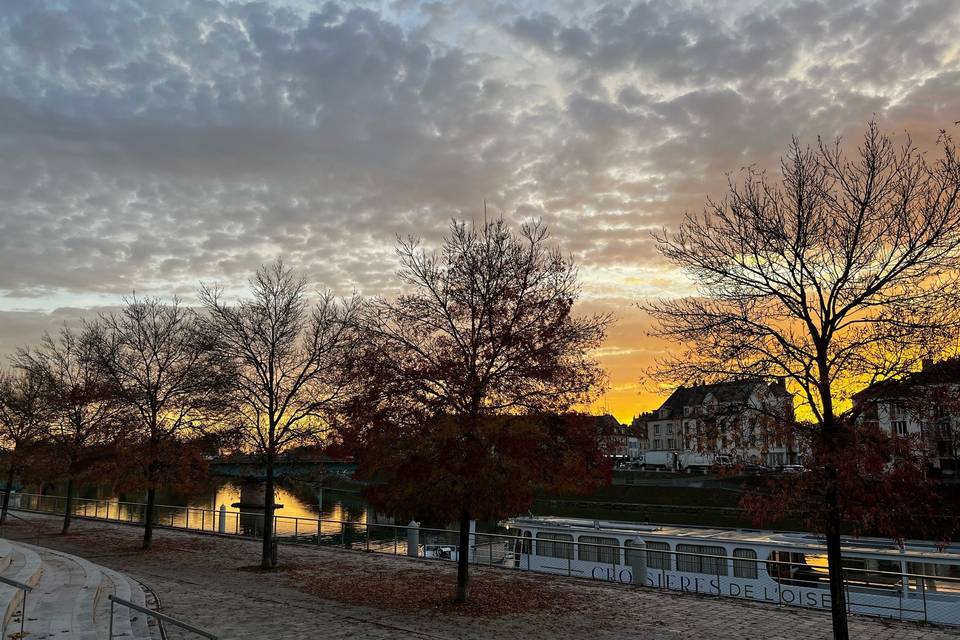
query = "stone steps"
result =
(0, 539, 156, 639)
(0, 539, 44, 634)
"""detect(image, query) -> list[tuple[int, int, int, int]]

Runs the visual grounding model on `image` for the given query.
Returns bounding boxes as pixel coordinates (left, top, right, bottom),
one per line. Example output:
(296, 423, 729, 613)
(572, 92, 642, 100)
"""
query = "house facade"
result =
(631, 378, 799, 467)
(852, 358, 960, 475)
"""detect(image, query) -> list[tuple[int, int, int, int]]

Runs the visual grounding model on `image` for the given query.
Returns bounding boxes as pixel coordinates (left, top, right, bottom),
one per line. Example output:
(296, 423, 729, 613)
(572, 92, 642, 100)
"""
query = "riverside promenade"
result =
(2, 511, 956, 640)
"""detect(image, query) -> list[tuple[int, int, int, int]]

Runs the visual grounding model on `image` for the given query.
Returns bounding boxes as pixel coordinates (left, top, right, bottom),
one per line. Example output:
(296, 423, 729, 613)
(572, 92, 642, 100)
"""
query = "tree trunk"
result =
(0, 464, 14, 525)
(260, 452, 276, 569)
(142, 485, 156, 550)
(816, 355, 848, 640)
(62, 477, 75, 534)
(455, 508, 471, 603)
(824, 458, 849, 639)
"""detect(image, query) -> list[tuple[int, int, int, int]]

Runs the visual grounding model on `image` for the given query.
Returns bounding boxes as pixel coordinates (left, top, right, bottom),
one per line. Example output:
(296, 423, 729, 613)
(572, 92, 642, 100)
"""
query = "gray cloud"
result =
(0, 0, 958, 415)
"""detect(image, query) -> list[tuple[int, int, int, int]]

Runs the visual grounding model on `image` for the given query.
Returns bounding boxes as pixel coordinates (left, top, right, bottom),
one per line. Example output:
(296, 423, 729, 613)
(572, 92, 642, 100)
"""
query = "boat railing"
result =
(9, 491, 960, 626)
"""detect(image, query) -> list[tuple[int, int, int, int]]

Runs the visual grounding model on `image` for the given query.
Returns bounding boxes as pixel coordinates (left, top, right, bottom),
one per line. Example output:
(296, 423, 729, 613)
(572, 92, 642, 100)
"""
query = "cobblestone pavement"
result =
(4, 512, 957, 640)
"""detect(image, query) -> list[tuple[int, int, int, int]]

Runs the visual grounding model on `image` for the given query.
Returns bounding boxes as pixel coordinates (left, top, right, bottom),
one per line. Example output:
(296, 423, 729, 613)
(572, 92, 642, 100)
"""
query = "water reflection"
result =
(29, 477, 381, 538)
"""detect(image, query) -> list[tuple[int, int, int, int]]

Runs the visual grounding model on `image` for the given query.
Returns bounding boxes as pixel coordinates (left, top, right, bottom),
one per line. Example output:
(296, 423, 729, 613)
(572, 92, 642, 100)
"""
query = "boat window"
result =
(521, 531, 532, 555)
(766, 551, 826, 587)
(624, 540, 646, 566)
(676, 544, 728, 575)
(578, 535, 620, 565)
(536, 532, 574, 560)
(644, 540, 671, 570)
(843, 557, 904, 590)
(907, 562, 960, 593)
(733, 548, 758, 579)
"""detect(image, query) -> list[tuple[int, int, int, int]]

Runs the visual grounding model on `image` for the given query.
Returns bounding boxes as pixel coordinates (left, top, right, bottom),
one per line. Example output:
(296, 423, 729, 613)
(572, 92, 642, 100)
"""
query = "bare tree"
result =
(352, 218, 610, 603)
(199, 259, 360, 569)
(92, 296, 229, 550)
(645, 122, 960, 639)
(15, 326, 123, 534)
(0, 367, 49, 524)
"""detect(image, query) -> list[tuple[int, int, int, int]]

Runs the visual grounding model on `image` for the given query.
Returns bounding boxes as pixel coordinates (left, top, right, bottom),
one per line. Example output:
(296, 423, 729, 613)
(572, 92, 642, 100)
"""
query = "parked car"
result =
(776, 464, 806, 474)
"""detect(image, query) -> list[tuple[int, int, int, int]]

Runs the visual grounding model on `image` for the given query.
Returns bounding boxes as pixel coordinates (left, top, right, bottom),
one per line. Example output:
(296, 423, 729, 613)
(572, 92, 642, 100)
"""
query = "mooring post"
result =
(630, 539, 648, 587)
(407, 520, 420, 558)
(218, 504, 227, 534)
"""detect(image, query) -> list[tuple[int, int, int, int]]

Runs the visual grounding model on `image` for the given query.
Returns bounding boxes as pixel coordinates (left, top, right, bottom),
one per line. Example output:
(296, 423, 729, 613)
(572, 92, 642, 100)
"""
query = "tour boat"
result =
(501, 516, 960, 625)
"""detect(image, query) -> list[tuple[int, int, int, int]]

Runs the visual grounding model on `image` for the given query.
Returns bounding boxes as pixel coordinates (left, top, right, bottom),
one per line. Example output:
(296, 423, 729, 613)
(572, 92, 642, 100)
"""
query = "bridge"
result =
(208, 456, 357, 481)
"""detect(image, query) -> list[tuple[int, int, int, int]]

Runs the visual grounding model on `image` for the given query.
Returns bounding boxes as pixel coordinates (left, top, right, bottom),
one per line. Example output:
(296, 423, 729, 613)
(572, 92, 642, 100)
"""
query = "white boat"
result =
(502, 516, 960, 625)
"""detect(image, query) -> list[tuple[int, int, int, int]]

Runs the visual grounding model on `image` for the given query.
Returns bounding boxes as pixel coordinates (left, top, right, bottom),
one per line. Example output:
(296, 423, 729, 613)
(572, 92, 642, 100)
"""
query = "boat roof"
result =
(503, 516, 960, 561)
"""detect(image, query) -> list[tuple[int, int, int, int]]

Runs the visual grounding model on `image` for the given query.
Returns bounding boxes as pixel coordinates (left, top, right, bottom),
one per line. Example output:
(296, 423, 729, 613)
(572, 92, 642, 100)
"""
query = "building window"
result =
(654, 439, 661, 449)
(667, 438, 676, 449)
(536, 532, 573, 559)
(578, 536, 619, 565)
(676, 544, 728, 575)
(666, 426, 673, 435)
(654, 425, 661, 435)
(893, 421, 908, 436)
(733, 548, 758, 579)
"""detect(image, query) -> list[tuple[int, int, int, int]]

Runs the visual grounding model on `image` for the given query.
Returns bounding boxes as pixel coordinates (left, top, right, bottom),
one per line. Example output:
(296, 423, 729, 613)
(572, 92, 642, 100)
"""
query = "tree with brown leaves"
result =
(15, 326, 124, 534)
(645, 122, 960, 640)
(199, 259, 360, 569)
(350, 218, 611, 603)
(91, 296, 231, 550)
(0, 367, 49, 524)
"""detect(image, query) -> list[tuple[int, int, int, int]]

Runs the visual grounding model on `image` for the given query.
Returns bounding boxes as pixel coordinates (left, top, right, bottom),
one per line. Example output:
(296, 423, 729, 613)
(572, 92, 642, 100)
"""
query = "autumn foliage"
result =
(741, 418, 957, 543)
(357, 413, 610, 524)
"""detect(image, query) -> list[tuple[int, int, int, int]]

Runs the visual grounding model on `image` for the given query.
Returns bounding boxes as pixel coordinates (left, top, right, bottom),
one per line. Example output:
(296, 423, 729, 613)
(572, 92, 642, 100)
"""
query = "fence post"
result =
(716, 558, 722, 596)
(921, 575, 928, 623)
(407, 520, 420, 558)
(468, 520, 477, 564)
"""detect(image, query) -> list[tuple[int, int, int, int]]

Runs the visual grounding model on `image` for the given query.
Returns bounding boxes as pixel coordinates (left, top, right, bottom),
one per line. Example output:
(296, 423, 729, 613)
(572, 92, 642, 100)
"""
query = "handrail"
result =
(0, 572, 32, 638)
(108, 594, 217, 639)
(0, 574, 32, 593)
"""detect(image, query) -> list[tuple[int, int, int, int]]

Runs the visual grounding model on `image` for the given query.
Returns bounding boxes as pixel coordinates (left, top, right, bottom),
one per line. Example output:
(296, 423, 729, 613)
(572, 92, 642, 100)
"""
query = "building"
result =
(631, 378, 798, 467)
(852, 358, 960, 475)
(594, 414, 630, 461)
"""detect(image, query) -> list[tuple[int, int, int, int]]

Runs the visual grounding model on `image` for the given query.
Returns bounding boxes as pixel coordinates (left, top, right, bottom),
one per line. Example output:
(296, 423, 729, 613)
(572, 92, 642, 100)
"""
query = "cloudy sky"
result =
(1, 0, 958, 421)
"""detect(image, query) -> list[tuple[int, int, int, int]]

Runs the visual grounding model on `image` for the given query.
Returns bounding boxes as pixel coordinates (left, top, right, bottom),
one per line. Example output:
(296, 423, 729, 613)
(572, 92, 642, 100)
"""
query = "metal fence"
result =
(10, 492, 960, 625)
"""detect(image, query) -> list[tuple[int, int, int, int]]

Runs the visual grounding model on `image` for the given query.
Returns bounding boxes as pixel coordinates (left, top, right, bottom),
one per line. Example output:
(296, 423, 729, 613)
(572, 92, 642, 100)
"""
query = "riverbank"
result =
(2, 511, 953, 639)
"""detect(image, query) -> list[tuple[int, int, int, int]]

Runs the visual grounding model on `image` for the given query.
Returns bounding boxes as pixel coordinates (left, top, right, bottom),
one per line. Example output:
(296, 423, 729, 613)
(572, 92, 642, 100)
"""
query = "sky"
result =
(1, 0, 959, 423)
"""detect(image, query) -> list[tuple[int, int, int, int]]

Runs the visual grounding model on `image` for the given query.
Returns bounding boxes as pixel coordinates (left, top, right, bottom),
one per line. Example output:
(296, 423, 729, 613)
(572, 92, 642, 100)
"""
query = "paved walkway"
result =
(4, 512, 957, 640)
